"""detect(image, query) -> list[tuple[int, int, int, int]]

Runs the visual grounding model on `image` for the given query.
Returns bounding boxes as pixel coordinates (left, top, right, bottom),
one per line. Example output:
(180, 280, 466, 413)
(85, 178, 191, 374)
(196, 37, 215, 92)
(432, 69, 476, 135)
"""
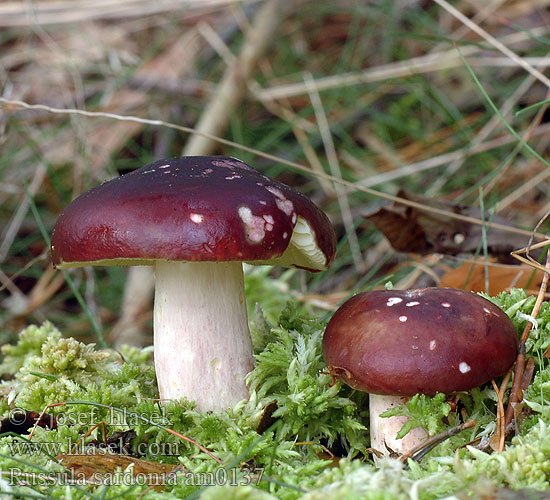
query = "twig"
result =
(505, 249, 550, 427)
(511, 239, 550, 273)
(429, 0, 507, 53)
(399, 420, 476, 463)
(433, 0, 550, 88)
(490, 379, 505, 452)
(197, 21, 236, 66)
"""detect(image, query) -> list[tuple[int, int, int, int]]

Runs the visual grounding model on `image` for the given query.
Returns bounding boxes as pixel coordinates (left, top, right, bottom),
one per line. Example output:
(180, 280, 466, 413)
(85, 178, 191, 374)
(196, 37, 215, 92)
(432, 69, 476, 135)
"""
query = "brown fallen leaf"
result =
(365, 190, 531, 262)
(257, 400, 278, 434)
(57, 451, 180, 491)
(439, 259, 544, 295)
(0, 410, 57, 435)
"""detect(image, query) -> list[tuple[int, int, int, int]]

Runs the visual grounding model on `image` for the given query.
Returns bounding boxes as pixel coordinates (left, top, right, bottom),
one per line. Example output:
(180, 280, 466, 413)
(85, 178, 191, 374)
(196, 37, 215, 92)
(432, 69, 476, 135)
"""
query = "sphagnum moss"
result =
(1, 287, 550, 499)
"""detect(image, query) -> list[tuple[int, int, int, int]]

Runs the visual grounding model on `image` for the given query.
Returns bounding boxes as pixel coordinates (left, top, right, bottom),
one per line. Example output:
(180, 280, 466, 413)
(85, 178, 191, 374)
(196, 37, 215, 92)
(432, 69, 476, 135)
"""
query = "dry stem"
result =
(504, 249, 550, 428)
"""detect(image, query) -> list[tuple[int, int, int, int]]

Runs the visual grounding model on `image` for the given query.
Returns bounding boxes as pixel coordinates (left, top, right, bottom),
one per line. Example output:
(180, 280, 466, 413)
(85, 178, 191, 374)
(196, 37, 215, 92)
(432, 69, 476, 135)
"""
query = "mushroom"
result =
(51, 156, 336, 411)
(323, 287, 518, 457)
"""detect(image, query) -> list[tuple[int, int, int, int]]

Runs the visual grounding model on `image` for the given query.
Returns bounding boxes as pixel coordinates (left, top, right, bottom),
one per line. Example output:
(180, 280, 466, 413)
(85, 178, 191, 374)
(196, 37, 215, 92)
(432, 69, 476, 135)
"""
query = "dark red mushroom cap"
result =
(323, 288, 518, 396)
(51, 156, 336, 271)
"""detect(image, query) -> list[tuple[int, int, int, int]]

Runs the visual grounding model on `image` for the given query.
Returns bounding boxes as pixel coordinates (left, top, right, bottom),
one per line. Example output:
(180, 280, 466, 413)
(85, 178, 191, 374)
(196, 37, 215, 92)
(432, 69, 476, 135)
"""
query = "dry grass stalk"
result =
(0, 0, 247, 27)
(304, 72, 364, 272)
(255, 27, 550, 100)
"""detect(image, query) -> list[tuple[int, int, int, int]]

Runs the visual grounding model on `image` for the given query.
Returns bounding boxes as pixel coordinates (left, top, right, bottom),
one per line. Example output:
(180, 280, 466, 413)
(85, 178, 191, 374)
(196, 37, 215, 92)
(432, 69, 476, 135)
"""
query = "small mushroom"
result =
(323, 287, 518, 457)
(51, 156, 336, 411)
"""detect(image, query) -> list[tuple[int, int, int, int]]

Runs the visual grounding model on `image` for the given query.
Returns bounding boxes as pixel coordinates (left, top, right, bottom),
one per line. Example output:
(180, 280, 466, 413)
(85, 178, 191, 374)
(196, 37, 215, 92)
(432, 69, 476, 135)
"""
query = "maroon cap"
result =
(51, 156, 336, 271)
(323, 288, 518, 396)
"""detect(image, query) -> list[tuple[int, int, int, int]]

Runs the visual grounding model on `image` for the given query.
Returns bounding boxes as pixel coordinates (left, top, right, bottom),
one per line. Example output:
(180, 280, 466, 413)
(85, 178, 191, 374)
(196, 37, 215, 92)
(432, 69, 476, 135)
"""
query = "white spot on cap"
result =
(259, 200, 267, 205)
(406, 301, 420, 307)
(266, 185, 294, 216)
(429, 340, 436, 350)
(212, 158, 249, 169)
(262, 215, 275, 231)
(292, 213, 297, 224)
(163, 170, 171, 174)
(441, 302, 451, 308)
(226, 175, 241, 180)
(143, 170, 154, 174)
(238, 206, 266, 243)
(283, 232, 288, 239)
(459, 362, 471, 373)
(190, 213, 203, 224)
(483, 307, 491, 314)
(387, 297, 403, 307)
(159, 164, 170, 169)
(399, 316, 408, 322)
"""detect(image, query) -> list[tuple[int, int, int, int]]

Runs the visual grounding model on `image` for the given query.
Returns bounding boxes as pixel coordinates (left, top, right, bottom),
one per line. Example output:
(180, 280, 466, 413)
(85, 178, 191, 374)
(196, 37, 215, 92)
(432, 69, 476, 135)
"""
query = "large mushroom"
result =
(323, 287, 518, 456)
(51, 156, 336, 411)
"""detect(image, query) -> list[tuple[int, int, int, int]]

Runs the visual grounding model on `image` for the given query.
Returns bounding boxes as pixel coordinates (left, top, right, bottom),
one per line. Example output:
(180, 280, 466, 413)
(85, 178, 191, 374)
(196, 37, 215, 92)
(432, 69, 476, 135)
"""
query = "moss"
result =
(1, 288, 550, 499)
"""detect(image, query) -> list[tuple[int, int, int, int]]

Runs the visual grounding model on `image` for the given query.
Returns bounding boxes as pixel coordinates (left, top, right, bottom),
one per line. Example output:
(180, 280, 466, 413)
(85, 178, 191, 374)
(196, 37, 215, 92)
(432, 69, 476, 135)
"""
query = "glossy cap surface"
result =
(323, 288, 518, 396)
(51, 157, 336, 271)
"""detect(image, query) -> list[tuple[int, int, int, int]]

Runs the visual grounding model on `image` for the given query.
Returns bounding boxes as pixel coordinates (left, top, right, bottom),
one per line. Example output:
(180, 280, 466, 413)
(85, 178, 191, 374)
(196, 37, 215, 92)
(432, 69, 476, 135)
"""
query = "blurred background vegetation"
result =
(1, 0, 550, 346)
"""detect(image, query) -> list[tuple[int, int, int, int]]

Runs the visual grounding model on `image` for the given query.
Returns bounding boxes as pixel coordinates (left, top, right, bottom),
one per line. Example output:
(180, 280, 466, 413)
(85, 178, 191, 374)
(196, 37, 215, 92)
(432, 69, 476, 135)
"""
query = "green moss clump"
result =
(2, 287, 550, 499)
(0, 321, 62, 373)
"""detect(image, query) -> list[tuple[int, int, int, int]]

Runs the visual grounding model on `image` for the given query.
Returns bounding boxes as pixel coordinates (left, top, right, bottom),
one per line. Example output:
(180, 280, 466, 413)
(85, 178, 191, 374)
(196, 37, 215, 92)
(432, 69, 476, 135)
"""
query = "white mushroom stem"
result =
(369, 394, 428, 458)
(154, 261, 254, 412)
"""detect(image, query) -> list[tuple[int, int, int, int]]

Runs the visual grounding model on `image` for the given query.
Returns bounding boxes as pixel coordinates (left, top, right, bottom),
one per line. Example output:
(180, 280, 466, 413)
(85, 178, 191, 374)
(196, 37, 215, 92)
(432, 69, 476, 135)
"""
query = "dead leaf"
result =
(439, 259, 544, 295)
(365, 190, 531, 262)
(0, 410, 57, 435)
(57, 451, 179, 491)
(257, 400, 278, 434)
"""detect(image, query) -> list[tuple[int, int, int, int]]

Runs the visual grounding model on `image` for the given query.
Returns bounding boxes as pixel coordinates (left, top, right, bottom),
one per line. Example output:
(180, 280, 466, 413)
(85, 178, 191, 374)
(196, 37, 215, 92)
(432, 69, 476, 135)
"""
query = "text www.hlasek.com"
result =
(7, 439, 183, 457)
